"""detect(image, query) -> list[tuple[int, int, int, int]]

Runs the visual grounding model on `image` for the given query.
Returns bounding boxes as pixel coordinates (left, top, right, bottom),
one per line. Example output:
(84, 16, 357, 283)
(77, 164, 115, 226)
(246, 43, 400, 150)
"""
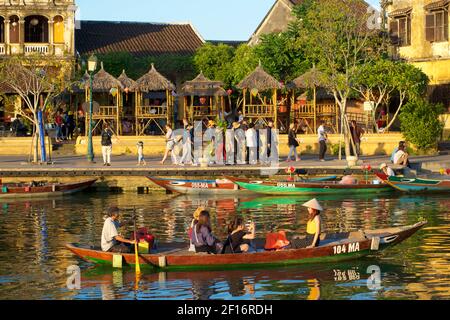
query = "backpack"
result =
(264, 231, 290, 251)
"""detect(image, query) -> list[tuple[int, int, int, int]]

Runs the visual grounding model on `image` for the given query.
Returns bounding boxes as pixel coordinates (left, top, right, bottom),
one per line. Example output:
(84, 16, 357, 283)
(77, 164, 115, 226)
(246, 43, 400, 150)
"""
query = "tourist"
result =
(179, 122, 193, 166)
(225, 123, 235, 165)
(55, 110, 64, 142)
(266, 120, 274, 160)
(11, 114, 27, 137)
(393, 144, 409, 166)
(222, 217, 255, 254)
(101, 207, 136, 253)
(191, 211, 223, 254)
(101, 123, 114, 166)
(391, 141, 406, 163)
(204, 120, 217, 165)
(287, 122, 301, 162)
(380, 163, 395, 177)
(61, 111, 69, 140)
(298, 199, 323, 248)
(66, 111, 75, 140)
(350, 120, 364, 156)
(136, 141, 146, 166)
(77, 103, 85, 136)
(188, 207, 205, 252)
(233, 122, 246, 165)
(318, 120, 328, 162)
(160, 124, 175, 165)
(245, 123, 258, 165)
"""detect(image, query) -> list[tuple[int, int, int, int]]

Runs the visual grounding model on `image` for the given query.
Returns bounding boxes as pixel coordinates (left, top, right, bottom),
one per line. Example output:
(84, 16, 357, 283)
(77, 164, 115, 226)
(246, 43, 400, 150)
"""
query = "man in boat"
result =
(380, 163, 395, 177)
(101, 207, 136, 253)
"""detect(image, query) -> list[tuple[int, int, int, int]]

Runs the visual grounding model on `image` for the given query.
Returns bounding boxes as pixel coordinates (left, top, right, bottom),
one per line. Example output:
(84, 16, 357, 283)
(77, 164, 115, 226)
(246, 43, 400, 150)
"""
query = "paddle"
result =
(133, 207, 141, 276)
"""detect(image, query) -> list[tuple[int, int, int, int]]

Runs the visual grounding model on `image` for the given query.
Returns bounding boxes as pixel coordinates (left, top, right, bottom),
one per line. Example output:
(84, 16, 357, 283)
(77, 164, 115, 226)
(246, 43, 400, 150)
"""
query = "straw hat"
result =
(193, 207, 206, 220)
(302, 199, 323, 211)
(380, 163, 388, 170)
(232, 122, 240, 129)
(208, 120, 216, 127)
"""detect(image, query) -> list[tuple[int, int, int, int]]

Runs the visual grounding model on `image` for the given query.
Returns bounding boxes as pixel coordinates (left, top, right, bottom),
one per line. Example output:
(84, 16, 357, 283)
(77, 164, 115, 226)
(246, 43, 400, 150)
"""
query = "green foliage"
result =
(231, 44, 259, 86)
(400, 99, 445, 150)
(193, 43, 235, 86)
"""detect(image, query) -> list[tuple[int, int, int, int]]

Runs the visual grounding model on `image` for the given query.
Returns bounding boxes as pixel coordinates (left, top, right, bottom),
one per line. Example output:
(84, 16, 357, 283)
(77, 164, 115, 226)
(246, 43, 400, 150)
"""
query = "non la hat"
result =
(193, 207, 206, 220)
(380, 163, 388, 169)
(232, 122, 240, 129)
(302, 198, 323, 211)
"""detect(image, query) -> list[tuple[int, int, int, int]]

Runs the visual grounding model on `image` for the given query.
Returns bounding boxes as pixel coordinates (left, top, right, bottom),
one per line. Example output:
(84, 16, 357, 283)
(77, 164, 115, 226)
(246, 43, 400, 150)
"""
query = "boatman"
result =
(101, 207, 135, 253)
(380, 163, 395, 177)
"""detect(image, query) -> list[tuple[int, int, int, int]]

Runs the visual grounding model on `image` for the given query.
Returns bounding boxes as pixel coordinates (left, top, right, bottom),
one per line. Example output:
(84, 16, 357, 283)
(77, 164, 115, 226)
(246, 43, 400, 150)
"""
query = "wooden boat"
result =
(147, 176, 338, 195)
(225, 176, 392, 196)
(66, 221, 426, 271)
(0, 179, 97, 199)
(375, 173, 450, 193)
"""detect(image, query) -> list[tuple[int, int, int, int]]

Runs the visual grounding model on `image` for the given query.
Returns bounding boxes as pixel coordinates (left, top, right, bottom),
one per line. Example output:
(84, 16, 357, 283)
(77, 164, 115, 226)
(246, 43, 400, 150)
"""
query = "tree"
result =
(293, 0, 385, 158)
(400, 99, 445, 150)
(193, 43, 235, 87)
(230, 44, 259, 87)
(0, 55, 73, 163)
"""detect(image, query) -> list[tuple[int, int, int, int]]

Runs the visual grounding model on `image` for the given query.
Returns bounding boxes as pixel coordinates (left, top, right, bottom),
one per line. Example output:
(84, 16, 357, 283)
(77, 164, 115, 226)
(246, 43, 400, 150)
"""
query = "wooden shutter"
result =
(445, 9, 449, 41)
(399, 17, 407, 45)
(407, 15, 412, 45)
(389, 20, 399, 44)
(425, 14, 435, 42)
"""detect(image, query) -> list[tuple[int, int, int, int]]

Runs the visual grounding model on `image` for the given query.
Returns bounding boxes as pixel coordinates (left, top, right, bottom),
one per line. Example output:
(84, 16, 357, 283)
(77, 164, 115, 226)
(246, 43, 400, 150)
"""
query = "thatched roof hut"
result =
(132, 64, 175, 92)
(182, 72, 227, 97)
(91, 64, 123, 92)
(117, 70, 137, 92)
(288, 67, 327, 89)
(237, 63, 283, 91)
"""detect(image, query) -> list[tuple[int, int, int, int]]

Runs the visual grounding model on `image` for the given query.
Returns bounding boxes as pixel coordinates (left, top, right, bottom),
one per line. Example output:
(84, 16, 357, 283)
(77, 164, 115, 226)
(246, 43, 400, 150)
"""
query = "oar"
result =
(133, 207, 141, 276)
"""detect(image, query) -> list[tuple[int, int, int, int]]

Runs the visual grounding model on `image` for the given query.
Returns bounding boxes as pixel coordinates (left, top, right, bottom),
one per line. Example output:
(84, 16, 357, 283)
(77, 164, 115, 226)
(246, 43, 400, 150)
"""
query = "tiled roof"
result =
(389, 7, 413, 17)
(424, 0, 449, 11)
(75, 21, 205, 57)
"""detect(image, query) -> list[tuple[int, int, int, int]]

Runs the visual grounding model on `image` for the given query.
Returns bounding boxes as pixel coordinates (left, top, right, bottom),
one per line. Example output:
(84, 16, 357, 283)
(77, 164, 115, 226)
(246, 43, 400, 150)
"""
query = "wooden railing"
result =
(24, 43, 49, 55)
(136, 105, 167, 117)
(0, 44, 5, 55)
(92, 106, 118, 117)
(191, 106, 216, 117)
(244, 104, 274, 116)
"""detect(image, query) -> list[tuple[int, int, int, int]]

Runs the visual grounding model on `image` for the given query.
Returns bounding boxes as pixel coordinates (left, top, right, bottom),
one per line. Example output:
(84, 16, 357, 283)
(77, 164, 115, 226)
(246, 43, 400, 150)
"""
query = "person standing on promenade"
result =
(160, 124, 175, 165)
(55, 110, 64, 143)
(101, 123, 114, 166)
(265, 120, 274, 162)
(287, 123, 301, 162)
(318, 120, 328, 162)
(136, 141, 146, 166)
(245, 123, 258, 165)
(180, 122, 193, 166)
(350, 120, 364, 156)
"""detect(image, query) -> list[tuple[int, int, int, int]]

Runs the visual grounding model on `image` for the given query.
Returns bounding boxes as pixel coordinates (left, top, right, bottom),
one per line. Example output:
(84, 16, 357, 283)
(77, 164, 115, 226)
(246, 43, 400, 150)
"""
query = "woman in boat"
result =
(188, 207, 206, 252)
(191, 211, 223, 254)
(291, 199, 323, 249)
(380, 163, 395, 177)
(222, 217, 256, 254)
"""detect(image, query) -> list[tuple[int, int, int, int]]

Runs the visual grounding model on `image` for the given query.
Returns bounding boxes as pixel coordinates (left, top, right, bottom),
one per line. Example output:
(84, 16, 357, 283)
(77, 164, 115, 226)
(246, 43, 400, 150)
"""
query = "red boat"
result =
(0, 179, 97, 199)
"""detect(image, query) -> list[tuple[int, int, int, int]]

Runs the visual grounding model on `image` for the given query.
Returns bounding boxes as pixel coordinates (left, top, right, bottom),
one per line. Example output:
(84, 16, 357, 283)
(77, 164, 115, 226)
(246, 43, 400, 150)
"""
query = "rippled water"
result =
(0, 191, 449, 300)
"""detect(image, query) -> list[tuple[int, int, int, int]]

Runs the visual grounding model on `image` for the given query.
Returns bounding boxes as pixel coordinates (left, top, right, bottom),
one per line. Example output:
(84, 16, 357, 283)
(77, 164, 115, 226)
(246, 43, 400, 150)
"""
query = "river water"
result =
(0, 191, 449, 300)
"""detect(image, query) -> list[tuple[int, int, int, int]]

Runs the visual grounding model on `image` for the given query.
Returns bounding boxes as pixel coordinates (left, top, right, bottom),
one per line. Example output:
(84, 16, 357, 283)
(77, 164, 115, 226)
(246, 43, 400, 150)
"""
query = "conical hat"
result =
(193, 207, 206, 220)
(302, 198, 323, 211)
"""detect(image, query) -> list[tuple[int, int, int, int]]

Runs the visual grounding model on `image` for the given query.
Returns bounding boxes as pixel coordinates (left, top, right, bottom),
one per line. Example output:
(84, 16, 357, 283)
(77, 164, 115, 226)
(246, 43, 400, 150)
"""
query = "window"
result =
(390, 14, 411, 46)
(0, 17, 4, 43)
(9, 15, 19, 44)
(426, 9, 449, 42)
(25, 15, 48, 43)
(53, 16, 64, 43)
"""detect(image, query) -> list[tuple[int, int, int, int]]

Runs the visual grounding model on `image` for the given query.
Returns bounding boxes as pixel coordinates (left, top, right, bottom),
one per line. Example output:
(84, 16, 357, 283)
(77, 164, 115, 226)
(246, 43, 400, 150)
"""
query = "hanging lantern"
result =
(250, 88, 258, 97)
(30, 18, 39, 26)
(110, 87, 118, 97)
(226, 89, 233, 96)
(199, 96, 207, 105)
(124, 87, 129, 94)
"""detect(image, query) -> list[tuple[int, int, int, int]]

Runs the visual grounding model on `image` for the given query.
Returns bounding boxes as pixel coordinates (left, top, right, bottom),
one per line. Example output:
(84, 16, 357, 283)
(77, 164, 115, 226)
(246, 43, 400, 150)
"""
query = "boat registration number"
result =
(333, 242, 360, 255)
(276, 183, 296, 188)
(192, 183, 209, 189)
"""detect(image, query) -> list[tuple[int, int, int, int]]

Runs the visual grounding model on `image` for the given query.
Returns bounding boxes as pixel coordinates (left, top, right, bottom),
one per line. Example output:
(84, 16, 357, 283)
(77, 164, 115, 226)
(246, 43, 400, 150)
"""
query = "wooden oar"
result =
(133, 208, 141, 276)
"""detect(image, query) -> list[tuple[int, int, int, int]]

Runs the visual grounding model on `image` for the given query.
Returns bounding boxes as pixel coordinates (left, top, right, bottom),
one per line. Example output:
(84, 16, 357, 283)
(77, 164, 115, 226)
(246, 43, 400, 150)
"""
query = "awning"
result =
(388, 7, 412, 17)
(424, 0, 449, 11)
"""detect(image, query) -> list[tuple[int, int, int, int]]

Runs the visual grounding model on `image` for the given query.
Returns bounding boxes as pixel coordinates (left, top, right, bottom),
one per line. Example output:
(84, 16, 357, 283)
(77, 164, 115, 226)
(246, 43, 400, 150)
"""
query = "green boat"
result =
(225, 176, 392, 196)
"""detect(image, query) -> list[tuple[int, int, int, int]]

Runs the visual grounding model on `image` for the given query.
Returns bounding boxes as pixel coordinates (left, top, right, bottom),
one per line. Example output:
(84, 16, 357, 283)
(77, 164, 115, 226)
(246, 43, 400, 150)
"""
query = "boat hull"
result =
(66, 222, 426, 271)
(226, 177, 391, 196)
(0, 179, 97, 199)
(375, 173, 450, 193)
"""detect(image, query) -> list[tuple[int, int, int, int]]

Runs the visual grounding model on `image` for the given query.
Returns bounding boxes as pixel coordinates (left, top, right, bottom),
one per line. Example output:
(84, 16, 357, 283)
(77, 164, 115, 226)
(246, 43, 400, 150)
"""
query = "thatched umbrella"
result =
(236, 62, 283, 128)
(117, 70, 137, 93)
(91, 64, 123, 92)
(132, 64, 175, 92)
(182, 72, 227, 97)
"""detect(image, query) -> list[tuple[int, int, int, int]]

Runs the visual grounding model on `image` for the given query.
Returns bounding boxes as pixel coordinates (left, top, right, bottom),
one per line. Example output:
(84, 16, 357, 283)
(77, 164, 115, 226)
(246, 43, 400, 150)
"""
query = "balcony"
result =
(24, 43, 50, 55)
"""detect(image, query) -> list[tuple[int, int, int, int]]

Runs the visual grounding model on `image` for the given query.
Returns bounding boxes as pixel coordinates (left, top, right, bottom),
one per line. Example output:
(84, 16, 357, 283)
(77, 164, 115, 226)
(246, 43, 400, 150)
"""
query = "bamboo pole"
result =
(243, 89, 247, 118)
(273, 89, 278, 129)
(313, 86, 317, 133)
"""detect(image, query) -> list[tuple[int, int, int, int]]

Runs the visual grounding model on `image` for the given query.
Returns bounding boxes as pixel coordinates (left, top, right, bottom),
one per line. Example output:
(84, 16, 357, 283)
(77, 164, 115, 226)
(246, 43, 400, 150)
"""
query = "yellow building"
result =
(384, 0, 450, 108)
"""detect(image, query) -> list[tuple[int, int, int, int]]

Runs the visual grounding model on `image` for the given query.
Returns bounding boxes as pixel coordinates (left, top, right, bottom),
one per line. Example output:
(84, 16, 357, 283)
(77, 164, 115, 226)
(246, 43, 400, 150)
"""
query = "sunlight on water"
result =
(0, 192, 449, 300)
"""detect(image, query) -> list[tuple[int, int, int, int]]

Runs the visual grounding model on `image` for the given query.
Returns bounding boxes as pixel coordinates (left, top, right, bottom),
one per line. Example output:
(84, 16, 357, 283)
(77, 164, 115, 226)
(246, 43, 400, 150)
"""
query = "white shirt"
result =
(245, 128, 257, 148)
(165, 129, 173, 141)
(385, 167, 395, 177)
(101, 217, 119, 252)
(318, 125, 327, 142)
(393, 150, 405, 164)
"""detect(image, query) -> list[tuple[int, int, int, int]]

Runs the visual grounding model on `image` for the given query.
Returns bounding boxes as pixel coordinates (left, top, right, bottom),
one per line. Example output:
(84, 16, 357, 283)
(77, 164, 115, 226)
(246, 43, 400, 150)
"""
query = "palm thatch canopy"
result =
(237, 63, 283, 91)
(117, 70, 137, 92)
(288, 67, 327, 89)
(182, 72, 227, 97)
(91, 64, 124, 92)
(132, 64, 176, 92)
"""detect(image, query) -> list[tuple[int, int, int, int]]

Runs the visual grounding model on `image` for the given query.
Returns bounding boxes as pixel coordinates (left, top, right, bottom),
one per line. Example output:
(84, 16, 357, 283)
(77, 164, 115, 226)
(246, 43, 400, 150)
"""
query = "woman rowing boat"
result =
(290, 199, 323, 249)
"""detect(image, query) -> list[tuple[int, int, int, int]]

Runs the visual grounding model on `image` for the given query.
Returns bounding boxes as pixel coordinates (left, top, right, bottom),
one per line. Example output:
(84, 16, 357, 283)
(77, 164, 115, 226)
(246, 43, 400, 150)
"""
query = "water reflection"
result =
(0, 192, 449, 300)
